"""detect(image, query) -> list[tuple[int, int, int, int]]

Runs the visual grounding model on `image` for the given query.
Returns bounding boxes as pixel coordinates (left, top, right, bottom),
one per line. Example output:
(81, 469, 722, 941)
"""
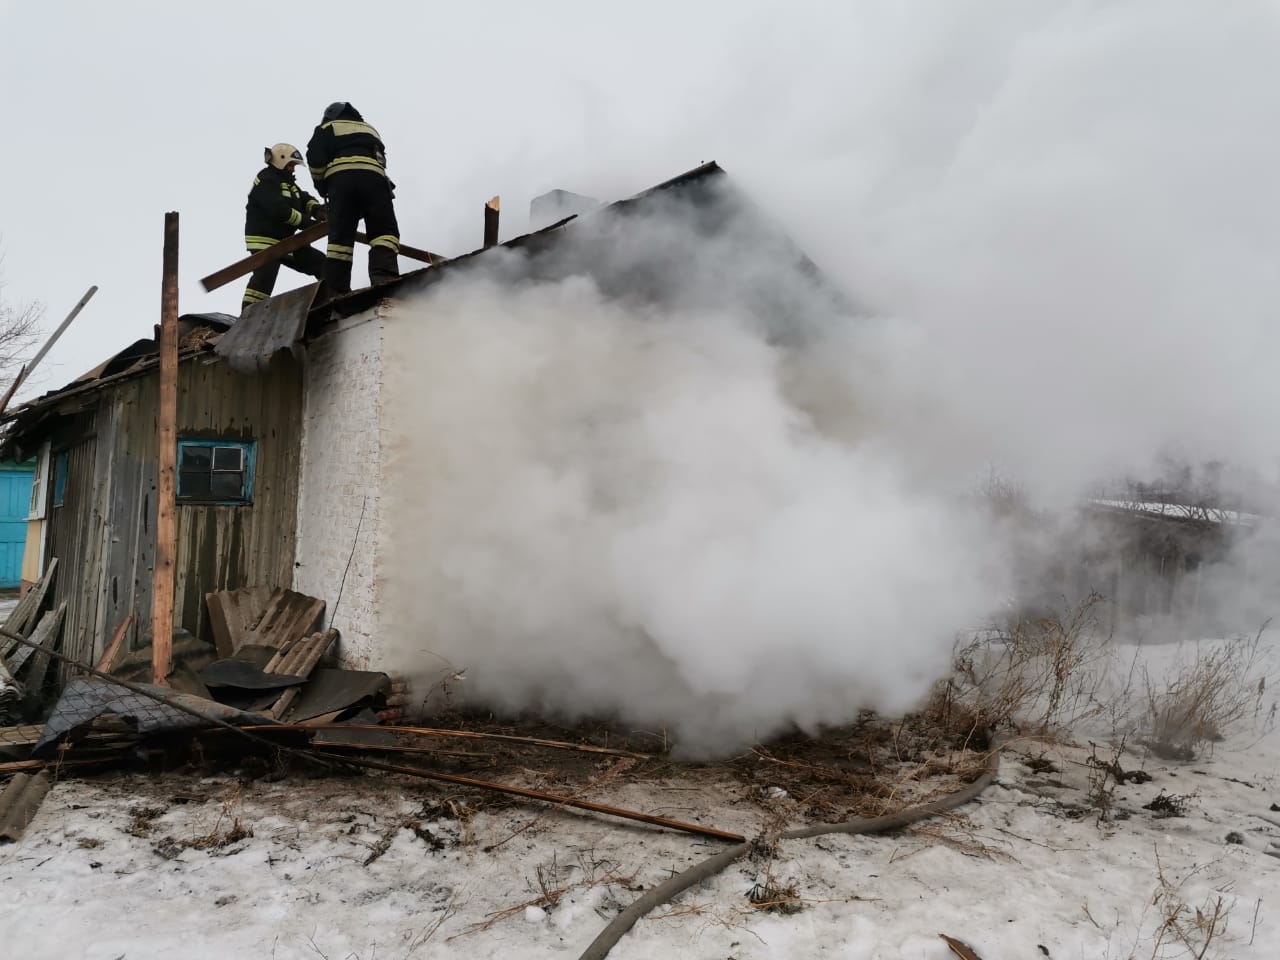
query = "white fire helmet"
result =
(266, 143, 304, 170)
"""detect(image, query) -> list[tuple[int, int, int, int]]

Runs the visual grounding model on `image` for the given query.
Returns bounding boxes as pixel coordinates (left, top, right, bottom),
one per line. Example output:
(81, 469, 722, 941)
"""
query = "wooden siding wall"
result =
(43, 354, 302, 669)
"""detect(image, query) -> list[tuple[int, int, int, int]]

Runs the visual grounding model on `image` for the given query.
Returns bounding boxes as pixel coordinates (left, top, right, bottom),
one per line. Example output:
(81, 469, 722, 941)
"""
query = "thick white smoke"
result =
(383, 257, 1002, 754)
(379, 2, 1280, 753)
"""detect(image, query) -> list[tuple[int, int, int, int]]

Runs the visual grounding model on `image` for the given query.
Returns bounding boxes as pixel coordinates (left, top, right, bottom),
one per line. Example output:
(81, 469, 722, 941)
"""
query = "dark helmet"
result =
(323, 101, 360, 121)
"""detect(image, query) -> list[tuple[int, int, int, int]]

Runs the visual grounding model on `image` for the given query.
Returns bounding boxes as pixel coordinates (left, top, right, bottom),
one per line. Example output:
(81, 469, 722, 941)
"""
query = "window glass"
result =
(176, 439, 255, 504)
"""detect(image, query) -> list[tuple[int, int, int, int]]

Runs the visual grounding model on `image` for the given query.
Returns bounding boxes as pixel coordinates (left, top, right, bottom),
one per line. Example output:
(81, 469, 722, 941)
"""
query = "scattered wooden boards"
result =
(205, 587, 324, 657)
(0, 559, 58, 660)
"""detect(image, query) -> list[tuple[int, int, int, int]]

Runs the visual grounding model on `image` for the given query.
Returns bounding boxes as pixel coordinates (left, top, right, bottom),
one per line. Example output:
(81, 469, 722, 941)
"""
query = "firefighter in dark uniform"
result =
(306, 102, 400, 295)
(242, 143, 327, 311)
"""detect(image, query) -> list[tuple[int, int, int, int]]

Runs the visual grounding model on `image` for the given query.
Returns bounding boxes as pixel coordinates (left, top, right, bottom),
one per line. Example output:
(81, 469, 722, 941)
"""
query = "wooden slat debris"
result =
(263, 628, 339, 719)
(0, 559, 58, 657)
(5, 603, 66, 677)
(0, 770, 52, 843)
(93, 612, 136, 673)
(205, 587, 271, 659)
(239, 589, 325, 652)
(17, 603, 67, 712)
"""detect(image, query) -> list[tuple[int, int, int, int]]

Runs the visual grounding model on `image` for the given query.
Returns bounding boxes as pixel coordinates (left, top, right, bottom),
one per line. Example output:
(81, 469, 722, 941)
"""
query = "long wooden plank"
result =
(0, 559, 58, 659)
(352, 231, 444, 266)
(0, 365, 27, 418)
(19, 602, 67, 711)
(0, 287, 98, 418)
(204, 592, 237, 659)
(200, 224, 446, 292)
(6, 603, 66, 676)
(200, 222, 328, 292)
(152, 212, 179, 686)
(93, 612, 135, 673)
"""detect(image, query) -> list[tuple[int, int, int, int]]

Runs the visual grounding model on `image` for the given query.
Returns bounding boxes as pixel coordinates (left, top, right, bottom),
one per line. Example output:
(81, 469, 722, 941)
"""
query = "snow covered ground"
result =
(2, 634, 1279, 960)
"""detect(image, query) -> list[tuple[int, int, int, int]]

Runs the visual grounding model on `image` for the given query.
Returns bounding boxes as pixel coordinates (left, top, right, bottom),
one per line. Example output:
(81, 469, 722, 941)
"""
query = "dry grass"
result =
(927, 595, 1111, 746)
(1140, 626, 1271, 760)
(448, 849, 635, 939)
(1141, 853, 1232, 959)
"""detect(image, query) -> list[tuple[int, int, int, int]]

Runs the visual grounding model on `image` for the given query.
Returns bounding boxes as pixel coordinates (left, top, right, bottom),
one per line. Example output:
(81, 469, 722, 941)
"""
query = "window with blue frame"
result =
(177, 439, 256, 504)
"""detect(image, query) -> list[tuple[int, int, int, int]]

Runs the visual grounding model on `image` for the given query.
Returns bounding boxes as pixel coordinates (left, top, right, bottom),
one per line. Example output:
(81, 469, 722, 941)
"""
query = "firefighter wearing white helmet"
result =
(241, 142, 327, 311)
(267, 142, 306, 170)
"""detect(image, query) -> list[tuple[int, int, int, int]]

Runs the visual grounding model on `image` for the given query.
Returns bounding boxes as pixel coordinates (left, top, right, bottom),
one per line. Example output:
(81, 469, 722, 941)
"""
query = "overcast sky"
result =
(4, 0, 1280, 494)
(0, 0, 836, 394)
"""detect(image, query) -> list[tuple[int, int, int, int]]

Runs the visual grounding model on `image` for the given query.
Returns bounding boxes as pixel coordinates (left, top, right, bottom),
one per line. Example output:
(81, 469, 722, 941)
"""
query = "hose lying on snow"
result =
(578, 742, 1002, 960)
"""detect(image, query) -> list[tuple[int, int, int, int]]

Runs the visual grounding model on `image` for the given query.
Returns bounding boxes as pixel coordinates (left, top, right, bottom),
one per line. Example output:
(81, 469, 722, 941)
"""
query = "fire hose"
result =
(577, 739, 1002, 960)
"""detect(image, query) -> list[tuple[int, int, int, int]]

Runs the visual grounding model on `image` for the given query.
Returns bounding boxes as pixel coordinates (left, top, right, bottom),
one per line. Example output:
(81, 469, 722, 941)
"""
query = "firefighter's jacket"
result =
(244, 166, 322, 250)
(306, 118, 388, 198)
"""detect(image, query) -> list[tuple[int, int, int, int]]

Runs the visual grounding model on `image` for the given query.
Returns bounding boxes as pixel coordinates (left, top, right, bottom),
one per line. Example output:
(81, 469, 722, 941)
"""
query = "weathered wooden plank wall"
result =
(42, 353, 302, 666)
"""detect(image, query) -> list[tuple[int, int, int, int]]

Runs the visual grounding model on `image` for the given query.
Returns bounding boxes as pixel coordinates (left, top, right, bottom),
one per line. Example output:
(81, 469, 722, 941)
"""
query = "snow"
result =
(1089, 498, 1266, 527)
(3, 635, 1279, 960)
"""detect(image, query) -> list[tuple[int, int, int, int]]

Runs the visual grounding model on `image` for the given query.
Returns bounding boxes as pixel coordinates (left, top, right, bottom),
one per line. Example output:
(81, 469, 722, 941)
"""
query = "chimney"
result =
(530, 189, 601, 231)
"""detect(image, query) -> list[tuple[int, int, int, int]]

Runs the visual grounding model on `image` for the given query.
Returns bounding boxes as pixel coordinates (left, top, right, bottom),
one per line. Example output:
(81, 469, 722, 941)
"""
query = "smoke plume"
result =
(381, 2, 1280, 754)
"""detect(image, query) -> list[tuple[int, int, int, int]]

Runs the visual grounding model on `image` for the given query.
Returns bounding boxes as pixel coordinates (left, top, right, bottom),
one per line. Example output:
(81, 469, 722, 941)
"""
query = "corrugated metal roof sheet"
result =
(214, 283, 318, 372)
(0, 770, 52, 842)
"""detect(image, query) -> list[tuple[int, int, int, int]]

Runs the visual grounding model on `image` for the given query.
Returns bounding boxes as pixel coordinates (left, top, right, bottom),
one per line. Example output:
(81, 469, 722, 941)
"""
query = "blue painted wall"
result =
(0, 462, 34, 589)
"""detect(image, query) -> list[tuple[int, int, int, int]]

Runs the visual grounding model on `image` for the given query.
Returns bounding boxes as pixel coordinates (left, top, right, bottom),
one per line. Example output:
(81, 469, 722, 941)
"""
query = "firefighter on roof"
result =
(306, 102, 400, 296)
(242, 143, 326, 311)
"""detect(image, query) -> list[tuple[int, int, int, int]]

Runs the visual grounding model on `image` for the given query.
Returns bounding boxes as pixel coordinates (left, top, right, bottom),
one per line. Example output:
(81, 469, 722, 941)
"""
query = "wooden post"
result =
(484, 195, 500, 248)
(152, 212, 179, 686)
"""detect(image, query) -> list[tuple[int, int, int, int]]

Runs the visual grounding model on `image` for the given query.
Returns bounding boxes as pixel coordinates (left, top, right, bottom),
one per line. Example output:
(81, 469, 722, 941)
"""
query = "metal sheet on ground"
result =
(200, 658, 307, 690)
(286, 668, 390, 723)
(36, 677, 273, 752)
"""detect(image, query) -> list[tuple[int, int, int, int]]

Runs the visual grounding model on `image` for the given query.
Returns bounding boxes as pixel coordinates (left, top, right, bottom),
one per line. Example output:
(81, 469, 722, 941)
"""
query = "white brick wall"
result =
(295, 305, 387, 669)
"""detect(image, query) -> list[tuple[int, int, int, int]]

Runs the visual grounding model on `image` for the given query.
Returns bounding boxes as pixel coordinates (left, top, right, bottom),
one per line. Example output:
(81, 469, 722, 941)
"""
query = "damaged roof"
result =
(0, 313, 237, 457)
(4, 160, 839, 438)
(313, 160, 734, 319)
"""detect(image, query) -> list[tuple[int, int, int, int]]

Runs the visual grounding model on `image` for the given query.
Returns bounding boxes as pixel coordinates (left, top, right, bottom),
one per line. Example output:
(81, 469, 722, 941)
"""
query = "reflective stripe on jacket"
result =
(243, 165, 321, 248)
(306, 119, 388, 197)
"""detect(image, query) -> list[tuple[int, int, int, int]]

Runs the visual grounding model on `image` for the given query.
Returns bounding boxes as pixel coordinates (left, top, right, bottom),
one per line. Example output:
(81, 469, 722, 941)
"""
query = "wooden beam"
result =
(0, 284, 98, 416)
(484, 195, 500, 248)
(200, 223, 446, 293)
(352, 231, 444, 266)
(152, 212, 179, 687)
(199, 222, 328, 292)
(0, 365, 26, 418)
(93, 612, 135, 673)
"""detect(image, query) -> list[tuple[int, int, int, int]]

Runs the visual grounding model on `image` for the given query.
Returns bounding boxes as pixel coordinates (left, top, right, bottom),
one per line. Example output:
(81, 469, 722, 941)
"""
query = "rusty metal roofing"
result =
(214, 283, 318, 373)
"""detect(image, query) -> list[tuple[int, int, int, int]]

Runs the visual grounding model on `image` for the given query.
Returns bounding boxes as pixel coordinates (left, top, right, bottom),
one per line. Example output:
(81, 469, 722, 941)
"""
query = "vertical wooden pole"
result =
(152, 212, 179, 686)
(483, 195, 500, 248)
